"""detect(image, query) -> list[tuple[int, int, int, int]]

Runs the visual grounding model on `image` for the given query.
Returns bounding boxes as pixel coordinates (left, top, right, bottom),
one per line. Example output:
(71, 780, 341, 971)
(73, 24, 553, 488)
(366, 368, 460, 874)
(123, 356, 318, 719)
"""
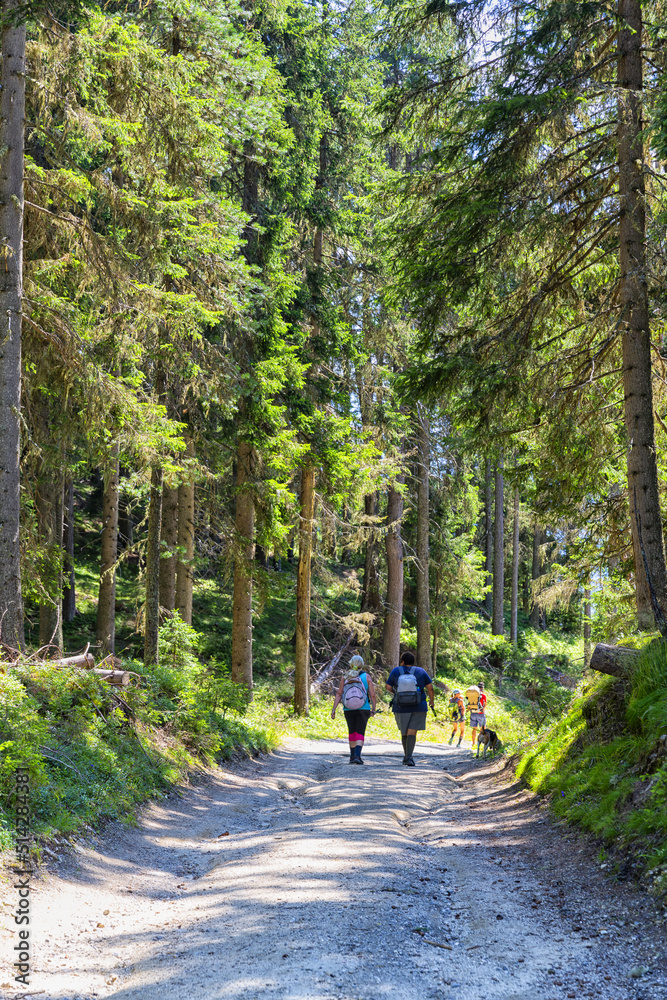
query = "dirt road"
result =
(2, 737, 666, 1000)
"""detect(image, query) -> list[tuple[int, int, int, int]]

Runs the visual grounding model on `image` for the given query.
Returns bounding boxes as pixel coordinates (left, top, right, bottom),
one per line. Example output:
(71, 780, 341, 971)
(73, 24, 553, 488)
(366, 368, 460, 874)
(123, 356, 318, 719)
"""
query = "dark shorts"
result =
(470, 712, 486, 728)
(344, 709, 370, 737)
(394, 711, 427, 734)
(451, 711, 464, 723)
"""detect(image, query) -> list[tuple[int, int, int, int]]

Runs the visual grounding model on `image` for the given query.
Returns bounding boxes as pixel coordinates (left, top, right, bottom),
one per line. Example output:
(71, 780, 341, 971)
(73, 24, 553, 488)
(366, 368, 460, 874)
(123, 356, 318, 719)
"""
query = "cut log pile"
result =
(0, 644, 133, 686)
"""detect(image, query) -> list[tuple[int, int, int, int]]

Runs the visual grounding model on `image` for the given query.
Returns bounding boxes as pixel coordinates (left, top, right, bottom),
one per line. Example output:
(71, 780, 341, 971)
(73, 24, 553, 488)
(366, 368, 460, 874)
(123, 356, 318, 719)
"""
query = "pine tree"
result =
(383, 0, 667, 628)
(0, 0, 26, 648)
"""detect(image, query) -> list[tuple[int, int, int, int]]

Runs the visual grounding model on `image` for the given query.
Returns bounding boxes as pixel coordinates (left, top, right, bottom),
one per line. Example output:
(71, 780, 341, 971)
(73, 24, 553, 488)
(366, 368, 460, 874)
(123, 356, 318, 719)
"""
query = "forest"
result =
(1, 0, 667, 895)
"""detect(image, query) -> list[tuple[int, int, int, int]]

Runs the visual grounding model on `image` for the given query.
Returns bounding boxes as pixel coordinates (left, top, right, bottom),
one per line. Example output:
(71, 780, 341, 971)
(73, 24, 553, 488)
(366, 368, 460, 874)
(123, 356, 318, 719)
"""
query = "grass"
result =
(516, 641, 667, 895)
(0, 616, 278, 851)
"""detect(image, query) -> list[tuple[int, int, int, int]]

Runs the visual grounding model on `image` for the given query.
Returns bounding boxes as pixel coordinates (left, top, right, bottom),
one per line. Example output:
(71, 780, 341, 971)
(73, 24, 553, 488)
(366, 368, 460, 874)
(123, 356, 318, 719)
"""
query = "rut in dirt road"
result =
(6, 738, 666, 1000)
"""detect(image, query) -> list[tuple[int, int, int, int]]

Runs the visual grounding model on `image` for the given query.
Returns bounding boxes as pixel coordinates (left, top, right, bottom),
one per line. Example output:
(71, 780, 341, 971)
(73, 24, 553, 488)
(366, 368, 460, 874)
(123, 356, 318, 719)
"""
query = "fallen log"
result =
(589, 643, 641, 679)
(51, 652, 96, 669)
(311, 633, 355, 693)
(93, 669, 131, 687)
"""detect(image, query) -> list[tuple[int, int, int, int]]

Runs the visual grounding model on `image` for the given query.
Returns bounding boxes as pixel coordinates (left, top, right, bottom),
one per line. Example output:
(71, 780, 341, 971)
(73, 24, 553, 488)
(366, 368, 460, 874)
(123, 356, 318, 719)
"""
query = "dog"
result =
(476, 726, 499, 758)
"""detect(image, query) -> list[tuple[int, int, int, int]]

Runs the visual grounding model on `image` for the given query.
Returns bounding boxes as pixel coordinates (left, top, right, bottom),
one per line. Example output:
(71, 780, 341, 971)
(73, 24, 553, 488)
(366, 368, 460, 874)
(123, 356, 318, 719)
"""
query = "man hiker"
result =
(385, 651, 434, 766)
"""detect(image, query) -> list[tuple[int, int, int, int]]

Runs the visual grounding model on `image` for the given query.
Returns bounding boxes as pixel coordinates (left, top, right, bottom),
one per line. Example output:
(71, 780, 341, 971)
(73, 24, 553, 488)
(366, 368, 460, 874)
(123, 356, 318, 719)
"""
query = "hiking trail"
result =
(2, 738, 665, 1000)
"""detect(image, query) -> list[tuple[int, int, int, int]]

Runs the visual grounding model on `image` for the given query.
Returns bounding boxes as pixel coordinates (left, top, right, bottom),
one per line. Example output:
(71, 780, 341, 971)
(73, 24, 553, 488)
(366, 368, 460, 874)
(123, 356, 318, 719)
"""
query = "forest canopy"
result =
(0, 0, 665, 714)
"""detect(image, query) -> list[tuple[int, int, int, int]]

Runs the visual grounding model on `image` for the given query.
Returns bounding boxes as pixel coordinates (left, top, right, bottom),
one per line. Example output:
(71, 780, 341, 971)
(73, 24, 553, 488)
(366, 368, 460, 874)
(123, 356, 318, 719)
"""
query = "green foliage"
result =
(0, 642, 276, 843)
(157, 612, 201, 672)
(626, 643, 667, 741)
(517, 643, 667, 881)
(198, 660, 251, 718)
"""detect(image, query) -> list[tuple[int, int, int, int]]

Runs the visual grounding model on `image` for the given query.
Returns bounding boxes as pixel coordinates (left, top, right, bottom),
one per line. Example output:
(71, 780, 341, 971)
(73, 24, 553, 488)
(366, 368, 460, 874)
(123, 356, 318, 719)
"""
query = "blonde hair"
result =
(349, 654, 365, 670)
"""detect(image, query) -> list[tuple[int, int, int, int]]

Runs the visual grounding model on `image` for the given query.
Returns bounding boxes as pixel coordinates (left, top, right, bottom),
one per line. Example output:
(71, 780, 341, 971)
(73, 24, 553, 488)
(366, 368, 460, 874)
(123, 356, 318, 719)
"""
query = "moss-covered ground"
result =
(516, 640, 667, 894)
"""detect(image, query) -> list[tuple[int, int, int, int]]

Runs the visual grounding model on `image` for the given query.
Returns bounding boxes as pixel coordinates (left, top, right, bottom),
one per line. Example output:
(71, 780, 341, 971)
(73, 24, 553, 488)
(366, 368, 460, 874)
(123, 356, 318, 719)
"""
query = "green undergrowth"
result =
(0, 616, 277, 850)
(517, 642, 667, 894)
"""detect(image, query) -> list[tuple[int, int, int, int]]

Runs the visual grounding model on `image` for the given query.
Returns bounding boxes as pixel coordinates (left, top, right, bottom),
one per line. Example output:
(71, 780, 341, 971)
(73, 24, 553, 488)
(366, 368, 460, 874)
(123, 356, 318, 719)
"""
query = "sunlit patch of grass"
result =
(516, 644, 667, 880)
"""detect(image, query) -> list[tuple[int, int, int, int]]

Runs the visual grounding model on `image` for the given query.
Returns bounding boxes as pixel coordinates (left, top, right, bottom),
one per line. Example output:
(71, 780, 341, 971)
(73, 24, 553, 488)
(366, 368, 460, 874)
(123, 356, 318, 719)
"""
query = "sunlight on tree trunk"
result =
(63, 480, 76, 623)
(37, 472, 64, 653)
(511, 487, 520, 647)
(618, 0, 667, 628)
(361, 492, 381, 613)
(96, 444, 119, 656)
(432, 566, 441, 675)
(232, 439, 255, 694)
(415, 408, 430, 670)
(383, 480, 404, 667)
(144, 464, 163, 666)
(294, 463, 315, 715)
(584, 585, 592, 666)
(0, 5, 25, 649)
(530, 523, 542, 629)
(484, 458, 493, 618)
(492, 461, 504, 636)
(175, 439, 195, 624)
(159, 484, 178, 613)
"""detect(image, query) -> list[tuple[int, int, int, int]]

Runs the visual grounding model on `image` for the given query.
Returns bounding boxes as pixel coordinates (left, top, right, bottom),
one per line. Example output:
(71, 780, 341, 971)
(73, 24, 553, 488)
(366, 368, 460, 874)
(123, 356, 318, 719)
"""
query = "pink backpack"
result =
(342, 672, 367, 710)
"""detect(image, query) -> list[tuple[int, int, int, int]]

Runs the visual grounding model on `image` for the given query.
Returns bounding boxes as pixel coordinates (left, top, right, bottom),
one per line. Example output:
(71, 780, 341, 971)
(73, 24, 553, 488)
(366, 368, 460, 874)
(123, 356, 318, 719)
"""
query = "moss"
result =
(516, 643, 667, 884)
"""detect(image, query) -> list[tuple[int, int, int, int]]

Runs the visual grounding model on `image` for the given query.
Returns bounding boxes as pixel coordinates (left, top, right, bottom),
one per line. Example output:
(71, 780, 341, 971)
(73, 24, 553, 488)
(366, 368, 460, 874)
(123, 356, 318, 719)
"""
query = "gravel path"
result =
(1, 737, 665, 1000)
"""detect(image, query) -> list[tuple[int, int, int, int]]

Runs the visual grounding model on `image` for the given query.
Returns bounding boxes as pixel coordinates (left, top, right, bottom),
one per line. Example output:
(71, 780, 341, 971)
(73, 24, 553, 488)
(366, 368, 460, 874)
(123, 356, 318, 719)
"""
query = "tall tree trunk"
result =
(415, 408, 431, 670)
(584, 586, 592, 666)
(492, 461, 504, 636)
(37, 474, 64, 652)
(618, 0, 667, 628)
(0, 8, 25, 649)
(530, 523, 542, 628)
(62, 479, 76, 622)
(521, 530, 531, 615)
(175, 439, 195, 624)
(322, 512, 336, 558)
(382, 481, 404, 668)
(144, 464, 163, 665)
(96, 444, 119, 655)
(293, 136, 325, 713)
(159, 484, 178, 613)
(432, 566, 441, 675)
(311, 499, 319, 557)
(231, 439, 255, 693)
(294, 463, 315, 715)
(118, 474, 133, 550)
(510, 487, 520, 647)
(361, 492, 381, 613)
(484, 458, 493, 617)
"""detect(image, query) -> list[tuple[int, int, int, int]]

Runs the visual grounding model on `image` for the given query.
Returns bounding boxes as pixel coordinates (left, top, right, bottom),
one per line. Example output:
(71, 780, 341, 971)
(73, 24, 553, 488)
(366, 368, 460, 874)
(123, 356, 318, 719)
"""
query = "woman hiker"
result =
(331, 654, 376, 764)
(385, 651, 435, 766)
(469, 681, 488, 752)
(448, 688, 466, 747)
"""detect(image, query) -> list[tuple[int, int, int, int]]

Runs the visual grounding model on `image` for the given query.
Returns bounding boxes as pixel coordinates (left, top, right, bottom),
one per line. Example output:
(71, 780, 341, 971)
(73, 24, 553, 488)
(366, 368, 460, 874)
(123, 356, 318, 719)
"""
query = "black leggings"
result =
(344, 709, 371, 738)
